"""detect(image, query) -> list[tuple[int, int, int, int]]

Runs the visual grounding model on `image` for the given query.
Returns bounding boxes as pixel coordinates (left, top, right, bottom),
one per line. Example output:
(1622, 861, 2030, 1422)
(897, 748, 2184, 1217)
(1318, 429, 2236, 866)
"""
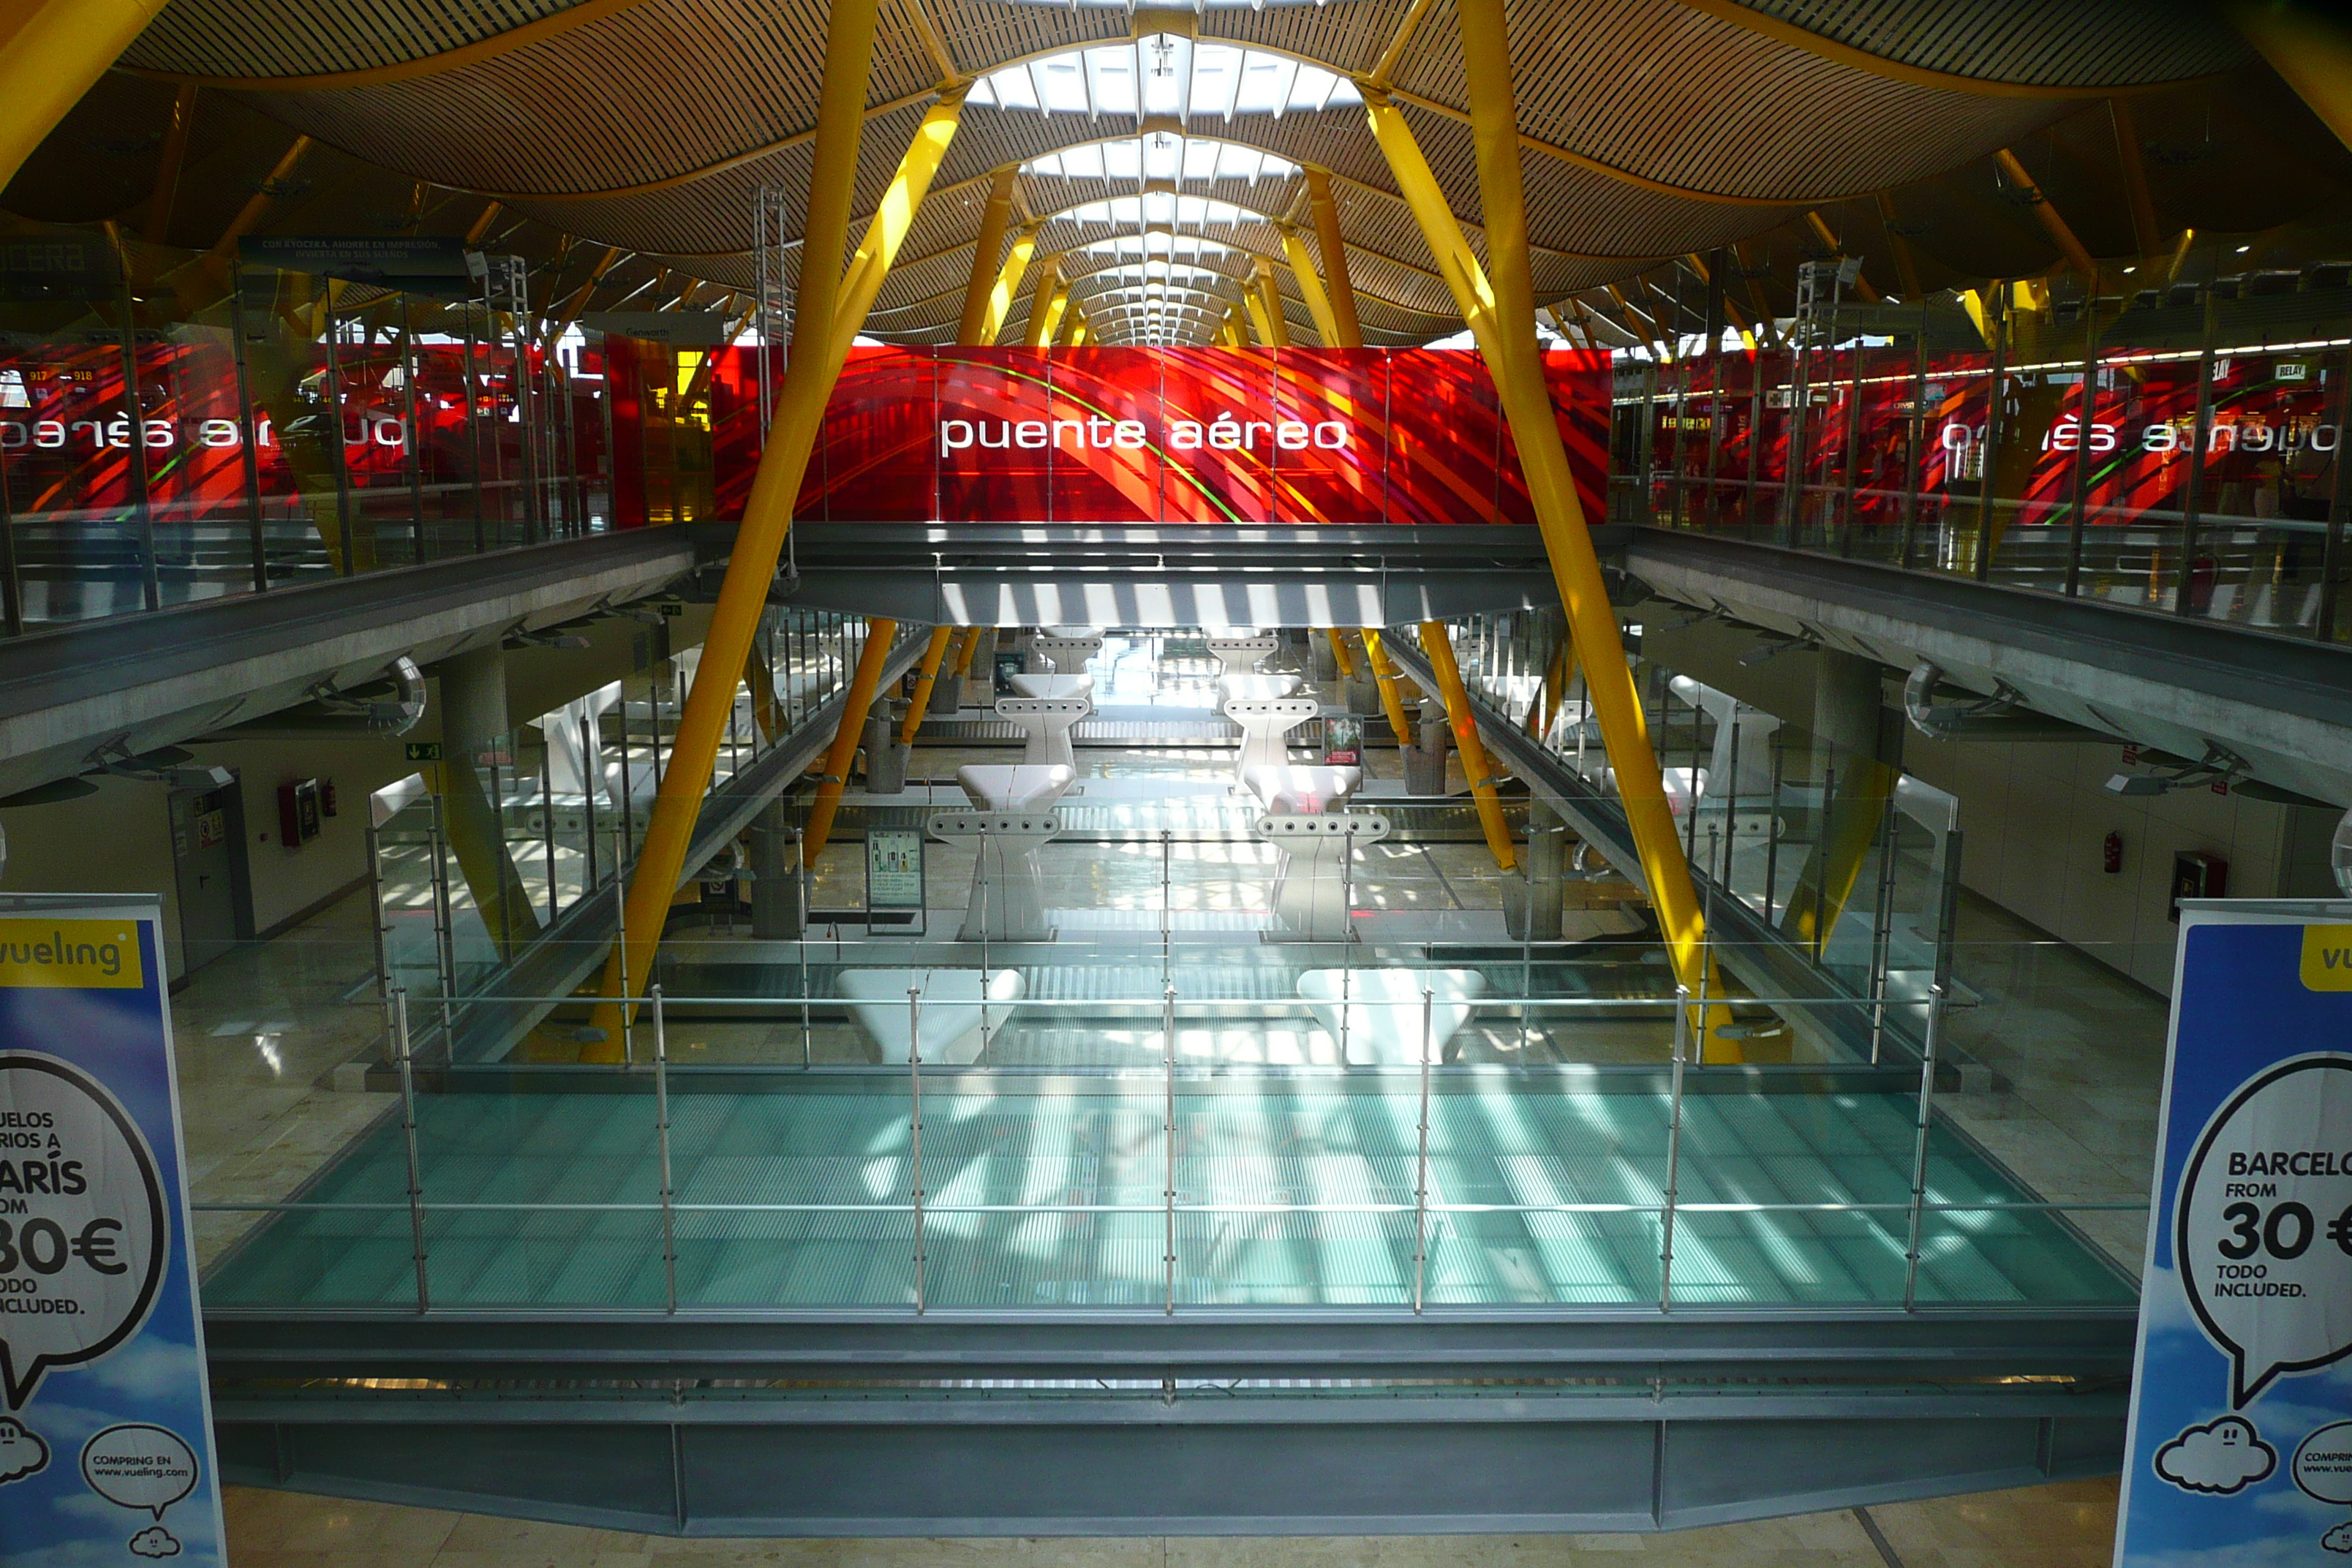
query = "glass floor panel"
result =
(200, 1079, 2134, 1311)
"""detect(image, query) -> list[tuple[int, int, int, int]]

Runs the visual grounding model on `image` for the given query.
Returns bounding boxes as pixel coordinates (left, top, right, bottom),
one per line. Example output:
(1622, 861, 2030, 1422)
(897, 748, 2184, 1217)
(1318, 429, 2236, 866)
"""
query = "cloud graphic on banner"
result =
(127, 1526, 180, 1558)
(0, 1417, 48, 1483)
(2322, 1523, 2352, 1553)
(2158, 1417, 2279, 1494)
(2174, 1054, 2352, 1406)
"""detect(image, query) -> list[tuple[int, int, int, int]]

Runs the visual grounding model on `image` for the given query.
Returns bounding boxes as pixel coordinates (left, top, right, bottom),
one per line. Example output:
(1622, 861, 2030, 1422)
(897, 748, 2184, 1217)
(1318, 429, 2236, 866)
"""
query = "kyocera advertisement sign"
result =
(2114, 903, 2352, 1567)
(762, 346, 1612, 527)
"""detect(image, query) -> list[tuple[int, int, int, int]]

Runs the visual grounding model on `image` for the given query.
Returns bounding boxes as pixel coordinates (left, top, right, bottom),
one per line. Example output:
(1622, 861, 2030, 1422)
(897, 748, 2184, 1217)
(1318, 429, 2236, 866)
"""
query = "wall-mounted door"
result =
(168, 777, 252, 976)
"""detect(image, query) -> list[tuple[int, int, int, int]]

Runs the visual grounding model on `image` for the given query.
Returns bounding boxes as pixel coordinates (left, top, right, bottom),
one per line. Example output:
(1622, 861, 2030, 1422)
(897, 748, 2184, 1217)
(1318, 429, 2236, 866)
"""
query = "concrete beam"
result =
(0, 529, 708, 801)
(1624, 530, 2352, 809)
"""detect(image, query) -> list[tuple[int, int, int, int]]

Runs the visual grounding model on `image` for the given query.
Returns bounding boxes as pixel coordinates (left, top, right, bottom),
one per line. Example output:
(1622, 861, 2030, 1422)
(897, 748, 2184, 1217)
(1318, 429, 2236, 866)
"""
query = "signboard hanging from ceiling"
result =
(696, 345, 1613, 527)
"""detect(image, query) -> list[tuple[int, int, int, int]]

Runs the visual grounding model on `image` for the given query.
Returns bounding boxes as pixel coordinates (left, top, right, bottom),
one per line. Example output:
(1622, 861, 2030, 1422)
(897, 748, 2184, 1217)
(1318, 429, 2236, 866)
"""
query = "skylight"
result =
(970, 42, 1357, 119)
(1024, 141, 1298, 184)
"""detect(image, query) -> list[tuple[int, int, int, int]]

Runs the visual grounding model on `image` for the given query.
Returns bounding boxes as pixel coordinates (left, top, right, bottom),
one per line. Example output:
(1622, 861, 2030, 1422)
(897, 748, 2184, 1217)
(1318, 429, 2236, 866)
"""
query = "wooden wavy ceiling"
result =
(16, 0, 2335, 346)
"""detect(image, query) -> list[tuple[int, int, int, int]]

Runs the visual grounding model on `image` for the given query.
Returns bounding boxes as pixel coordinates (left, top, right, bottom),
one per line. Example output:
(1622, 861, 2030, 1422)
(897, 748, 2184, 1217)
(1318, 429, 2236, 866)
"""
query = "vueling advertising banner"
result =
(2115, 903, 2352, 1567)
(0, 897, 225, 1567)
(734, 345, 1613, 527)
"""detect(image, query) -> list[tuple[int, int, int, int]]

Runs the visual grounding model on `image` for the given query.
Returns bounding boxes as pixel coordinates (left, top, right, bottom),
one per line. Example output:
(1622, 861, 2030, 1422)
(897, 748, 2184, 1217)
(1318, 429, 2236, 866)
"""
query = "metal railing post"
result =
(1868, 795, 1900, 1065)
(1161, 827, 1172, 986)
(1901, 981, 1949, 1311)
(652, 984, 677, 1313)
(611, 871, 634, 1064)
(1659, 982, 1689, 1313)
(908, 986, 926, 1314)
(1412, 985, 1433, 1314)
(429, 795, 457, 1036)
(393, 989, 431, 1314)
(1164, 979, 1177, 1316)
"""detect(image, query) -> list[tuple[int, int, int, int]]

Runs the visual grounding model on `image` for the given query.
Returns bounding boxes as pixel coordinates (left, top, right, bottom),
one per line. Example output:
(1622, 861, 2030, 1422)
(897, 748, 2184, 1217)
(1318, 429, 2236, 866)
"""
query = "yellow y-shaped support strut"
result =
(1420, 621, 1516, 872)
(1281, 227, 1345, 348)
(0, 0, 170, 191)
(900, 625, 956, 745)
(1368, 17, 1729, 1051)
(1323, 627, 1357, 680)
(956, 168, 1019, 344)
(803, 619, 900, 867)
(951, 625, 982, 679)
(1359, 627, 1417, 751)
(588, 27, 959, 1051)
(1306, 169, 1363, 348)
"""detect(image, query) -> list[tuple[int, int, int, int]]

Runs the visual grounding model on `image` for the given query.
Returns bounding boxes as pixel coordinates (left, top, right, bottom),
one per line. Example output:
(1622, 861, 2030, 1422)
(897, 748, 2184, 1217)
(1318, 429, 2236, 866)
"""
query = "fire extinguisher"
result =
(2103, 830, 2124, 874)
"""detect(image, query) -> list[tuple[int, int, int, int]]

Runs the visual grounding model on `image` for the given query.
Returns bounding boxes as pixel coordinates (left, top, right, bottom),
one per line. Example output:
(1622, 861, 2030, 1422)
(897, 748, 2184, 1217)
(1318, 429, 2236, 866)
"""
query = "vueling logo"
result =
(2301, 924, 2352, 991)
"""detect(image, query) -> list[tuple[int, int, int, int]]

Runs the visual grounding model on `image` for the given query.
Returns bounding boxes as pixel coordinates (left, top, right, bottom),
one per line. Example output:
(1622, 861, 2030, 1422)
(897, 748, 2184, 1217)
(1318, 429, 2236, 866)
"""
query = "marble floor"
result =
(1934, 893, 2171, 1274)
(219, 1477, 2125, 1568)
(167, 885, 400, 1269)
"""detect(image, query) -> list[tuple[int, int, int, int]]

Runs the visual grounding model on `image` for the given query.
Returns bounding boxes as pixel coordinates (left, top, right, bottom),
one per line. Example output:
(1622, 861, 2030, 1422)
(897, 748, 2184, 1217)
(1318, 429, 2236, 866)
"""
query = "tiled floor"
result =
(219, 1476, 2125, 1567)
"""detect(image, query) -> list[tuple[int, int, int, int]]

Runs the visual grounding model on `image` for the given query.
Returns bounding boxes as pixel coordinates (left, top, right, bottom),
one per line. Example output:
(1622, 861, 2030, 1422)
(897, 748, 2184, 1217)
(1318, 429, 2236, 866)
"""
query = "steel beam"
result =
(1366, 43, 1724, 1042)
(1993, 148, 2098, 280)
(979, 223, 1041, 345)
(1360, 628, 1418, 749)
(900, 625, 956, 744)
(1419, 621, 1516, 869)
(589, 0, 894, 1049)
(802, 619, 902, 865)
(1307, 169, 1364, 347)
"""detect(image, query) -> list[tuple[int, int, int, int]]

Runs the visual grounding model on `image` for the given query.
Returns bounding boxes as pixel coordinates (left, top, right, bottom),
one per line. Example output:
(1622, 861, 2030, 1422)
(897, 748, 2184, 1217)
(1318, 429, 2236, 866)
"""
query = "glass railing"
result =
(366, 608, 892, 1048)
(184, 628, 2149, 1319)
(1428, 611, 1961, 1063)
(191, 973, 2141, 1315)
(1614, 282, 2352, 644)
(0, 220, 616, 635)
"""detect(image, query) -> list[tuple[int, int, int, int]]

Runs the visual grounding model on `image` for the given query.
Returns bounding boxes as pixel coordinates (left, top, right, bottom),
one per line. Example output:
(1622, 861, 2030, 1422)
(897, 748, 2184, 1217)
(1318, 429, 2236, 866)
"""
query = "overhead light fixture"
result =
(1735, 633, 1818, 666)
(2106, 741, 2250, 797)
(2236, 244, 2252, 254)
(2104, 774, 2171, 797)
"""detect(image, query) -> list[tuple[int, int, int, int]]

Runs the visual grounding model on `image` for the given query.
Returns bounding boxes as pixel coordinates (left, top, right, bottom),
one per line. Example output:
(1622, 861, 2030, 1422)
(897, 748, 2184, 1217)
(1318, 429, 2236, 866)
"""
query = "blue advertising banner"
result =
(2116, 900, 2352, 1568)
(0, 895, 225, 1567)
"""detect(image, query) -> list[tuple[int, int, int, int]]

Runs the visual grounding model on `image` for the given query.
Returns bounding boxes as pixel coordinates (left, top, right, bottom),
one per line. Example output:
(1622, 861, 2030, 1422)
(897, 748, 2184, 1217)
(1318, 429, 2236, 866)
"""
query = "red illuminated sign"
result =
(706, 345, 1611, 527)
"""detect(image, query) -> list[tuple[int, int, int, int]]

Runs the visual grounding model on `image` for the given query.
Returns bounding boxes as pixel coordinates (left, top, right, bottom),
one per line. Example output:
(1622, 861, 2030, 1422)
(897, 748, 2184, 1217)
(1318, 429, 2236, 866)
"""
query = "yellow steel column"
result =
(957, 167, 1019, 342)
(1780, 761, 1898, 955)
(589, 0, 901, 1048)
(1280, 227, 1344, 347)
(1028, 273, 1068, 347)
(2229, 1, 2352, 152)
(1323, 627, 1357, 679)
(802, 618, 901, 867)
(1370, 4, 1726, 1044)
(1359, 627, 1417, 751)
(1015, 248, 1057, 345)
(1992, 148, 2097, 280)
(1254, 263, 1292, 347)
(1420, 622, 1516, 871)
(951, 625, 982, 678)
(0, 0, 170, 192)
(1241, 287, 1273, 347)
(900, 624, 956, 745)
(978, 222, 1041, 344)
(827, 88, 970, 366)
(1306, 169, 1363, 347)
